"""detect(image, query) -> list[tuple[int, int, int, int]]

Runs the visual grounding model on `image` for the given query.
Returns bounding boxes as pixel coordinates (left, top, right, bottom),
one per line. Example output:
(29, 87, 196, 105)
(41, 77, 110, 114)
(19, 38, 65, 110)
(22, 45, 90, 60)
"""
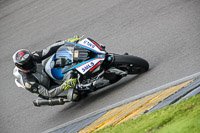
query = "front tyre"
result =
(113, 54, 149, 74)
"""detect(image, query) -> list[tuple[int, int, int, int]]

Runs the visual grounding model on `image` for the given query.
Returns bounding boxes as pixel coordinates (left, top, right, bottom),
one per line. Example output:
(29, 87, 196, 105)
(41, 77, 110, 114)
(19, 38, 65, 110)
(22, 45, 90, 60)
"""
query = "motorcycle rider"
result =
(13, 35, 82, 102)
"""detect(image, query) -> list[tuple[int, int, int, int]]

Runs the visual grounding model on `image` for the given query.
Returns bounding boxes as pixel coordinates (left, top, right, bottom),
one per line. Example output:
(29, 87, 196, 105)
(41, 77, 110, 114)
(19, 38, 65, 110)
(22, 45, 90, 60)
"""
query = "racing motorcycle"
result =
(33, 38, 149, 106)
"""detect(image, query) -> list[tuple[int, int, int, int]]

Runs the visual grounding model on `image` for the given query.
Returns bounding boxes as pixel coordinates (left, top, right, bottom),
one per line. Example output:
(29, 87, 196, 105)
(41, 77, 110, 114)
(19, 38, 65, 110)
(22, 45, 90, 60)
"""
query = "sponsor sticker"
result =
(82, 62, 95, 72)
(78, 38, 105, 54)
(83, 40, 95, 49)
(76, 58, 104, 74)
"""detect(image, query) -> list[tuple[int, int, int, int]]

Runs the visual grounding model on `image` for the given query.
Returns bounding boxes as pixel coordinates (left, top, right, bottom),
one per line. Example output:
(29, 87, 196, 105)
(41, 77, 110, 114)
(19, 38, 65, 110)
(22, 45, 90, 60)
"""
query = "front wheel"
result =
(113, 54, 149, 74)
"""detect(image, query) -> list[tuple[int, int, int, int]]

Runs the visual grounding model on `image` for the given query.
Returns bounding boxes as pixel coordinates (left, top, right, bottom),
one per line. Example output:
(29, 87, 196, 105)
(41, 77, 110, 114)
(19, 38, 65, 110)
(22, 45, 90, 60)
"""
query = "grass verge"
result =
(95, 94, 200, 133)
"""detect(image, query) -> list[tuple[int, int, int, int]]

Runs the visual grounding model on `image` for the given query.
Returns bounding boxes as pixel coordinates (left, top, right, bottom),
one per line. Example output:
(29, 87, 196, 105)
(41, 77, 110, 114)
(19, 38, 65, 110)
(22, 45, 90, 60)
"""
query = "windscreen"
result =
(56, 45, 74, 63)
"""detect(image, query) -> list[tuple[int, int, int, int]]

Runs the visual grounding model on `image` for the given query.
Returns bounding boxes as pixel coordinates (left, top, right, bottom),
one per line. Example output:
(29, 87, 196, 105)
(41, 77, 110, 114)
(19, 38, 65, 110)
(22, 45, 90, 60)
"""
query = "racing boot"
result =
(62, 78, 79, 101)
(66, 88, 79, 101)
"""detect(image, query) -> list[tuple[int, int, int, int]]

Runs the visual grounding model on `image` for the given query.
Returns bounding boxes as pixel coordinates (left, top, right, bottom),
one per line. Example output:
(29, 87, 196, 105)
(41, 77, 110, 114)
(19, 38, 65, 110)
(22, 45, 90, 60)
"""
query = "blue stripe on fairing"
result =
(65, 41, 105, 54)
(51, 57, 104, 80)
(50, 42, 105, 79)
(62, 57, 105, 74)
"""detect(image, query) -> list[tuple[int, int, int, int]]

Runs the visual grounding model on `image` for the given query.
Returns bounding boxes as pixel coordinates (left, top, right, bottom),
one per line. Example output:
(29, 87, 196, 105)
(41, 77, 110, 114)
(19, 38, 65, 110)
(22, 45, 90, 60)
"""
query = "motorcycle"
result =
(33, 38, 149, 106)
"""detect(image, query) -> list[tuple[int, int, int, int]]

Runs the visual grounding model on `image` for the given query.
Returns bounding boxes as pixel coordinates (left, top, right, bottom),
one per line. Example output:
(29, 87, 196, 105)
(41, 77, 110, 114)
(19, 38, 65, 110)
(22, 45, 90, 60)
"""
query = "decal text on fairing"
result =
(76, 58, 104, 74)
(78, 38, 105, 54)
(83, 40, 95, 49)
(82, 62, 95, 72)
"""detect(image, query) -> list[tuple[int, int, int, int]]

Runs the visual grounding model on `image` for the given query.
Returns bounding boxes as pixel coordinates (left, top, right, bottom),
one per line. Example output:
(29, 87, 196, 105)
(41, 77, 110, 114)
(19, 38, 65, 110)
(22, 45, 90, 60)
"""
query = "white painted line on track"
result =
(42, 71, 200, 133)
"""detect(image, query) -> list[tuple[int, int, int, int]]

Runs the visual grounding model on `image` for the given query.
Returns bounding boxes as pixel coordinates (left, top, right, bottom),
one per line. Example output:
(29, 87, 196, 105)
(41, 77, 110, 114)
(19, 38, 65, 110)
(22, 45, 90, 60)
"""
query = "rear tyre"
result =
(113, 54, 149, 74)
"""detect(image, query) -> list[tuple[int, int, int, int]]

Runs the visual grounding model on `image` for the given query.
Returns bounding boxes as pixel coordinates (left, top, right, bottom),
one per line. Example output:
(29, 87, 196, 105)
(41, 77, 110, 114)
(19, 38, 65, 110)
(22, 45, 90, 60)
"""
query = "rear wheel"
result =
(113, 54, 149, 74)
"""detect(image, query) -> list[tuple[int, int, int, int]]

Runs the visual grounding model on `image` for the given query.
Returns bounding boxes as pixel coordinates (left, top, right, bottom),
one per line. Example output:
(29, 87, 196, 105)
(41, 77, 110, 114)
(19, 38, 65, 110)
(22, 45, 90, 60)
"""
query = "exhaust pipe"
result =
(33, 98, 69, 107)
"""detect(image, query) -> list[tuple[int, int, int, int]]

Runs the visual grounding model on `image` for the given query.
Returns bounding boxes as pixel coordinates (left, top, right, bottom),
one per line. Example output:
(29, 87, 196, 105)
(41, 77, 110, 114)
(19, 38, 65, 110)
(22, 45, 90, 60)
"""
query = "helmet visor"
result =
(16, 57, 36, 71)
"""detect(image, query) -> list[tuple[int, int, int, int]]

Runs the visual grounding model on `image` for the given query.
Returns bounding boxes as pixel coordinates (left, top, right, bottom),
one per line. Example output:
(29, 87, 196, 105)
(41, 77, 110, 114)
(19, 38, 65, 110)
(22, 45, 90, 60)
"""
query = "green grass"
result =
(95, 94, 200, 133)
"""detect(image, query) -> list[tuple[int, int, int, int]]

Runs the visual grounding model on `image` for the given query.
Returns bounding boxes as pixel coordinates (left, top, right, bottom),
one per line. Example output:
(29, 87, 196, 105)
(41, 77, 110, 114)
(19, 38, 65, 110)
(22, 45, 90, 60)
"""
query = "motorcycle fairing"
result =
(66, 38, 106, 54)
(75, 57, 105, 75)
(47, 56, 105, 80)
(45, 38, 106, 80)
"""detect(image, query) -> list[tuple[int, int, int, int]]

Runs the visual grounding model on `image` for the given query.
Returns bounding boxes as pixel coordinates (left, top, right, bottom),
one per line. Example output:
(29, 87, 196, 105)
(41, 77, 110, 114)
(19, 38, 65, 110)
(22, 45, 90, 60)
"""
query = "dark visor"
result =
(16, 57, 35, 70)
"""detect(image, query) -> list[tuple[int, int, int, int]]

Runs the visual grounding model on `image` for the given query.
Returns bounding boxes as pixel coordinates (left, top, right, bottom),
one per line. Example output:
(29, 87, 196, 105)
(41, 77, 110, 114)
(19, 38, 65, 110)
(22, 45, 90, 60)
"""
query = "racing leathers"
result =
(13, 36, 81, 100)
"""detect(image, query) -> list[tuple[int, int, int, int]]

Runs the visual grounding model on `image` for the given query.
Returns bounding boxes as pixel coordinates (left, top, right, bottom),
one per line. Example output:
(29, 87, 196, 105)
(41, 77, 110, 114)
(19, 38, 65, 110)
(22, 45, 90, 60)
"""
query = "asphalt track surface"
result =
(0, 0, 200, 133)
